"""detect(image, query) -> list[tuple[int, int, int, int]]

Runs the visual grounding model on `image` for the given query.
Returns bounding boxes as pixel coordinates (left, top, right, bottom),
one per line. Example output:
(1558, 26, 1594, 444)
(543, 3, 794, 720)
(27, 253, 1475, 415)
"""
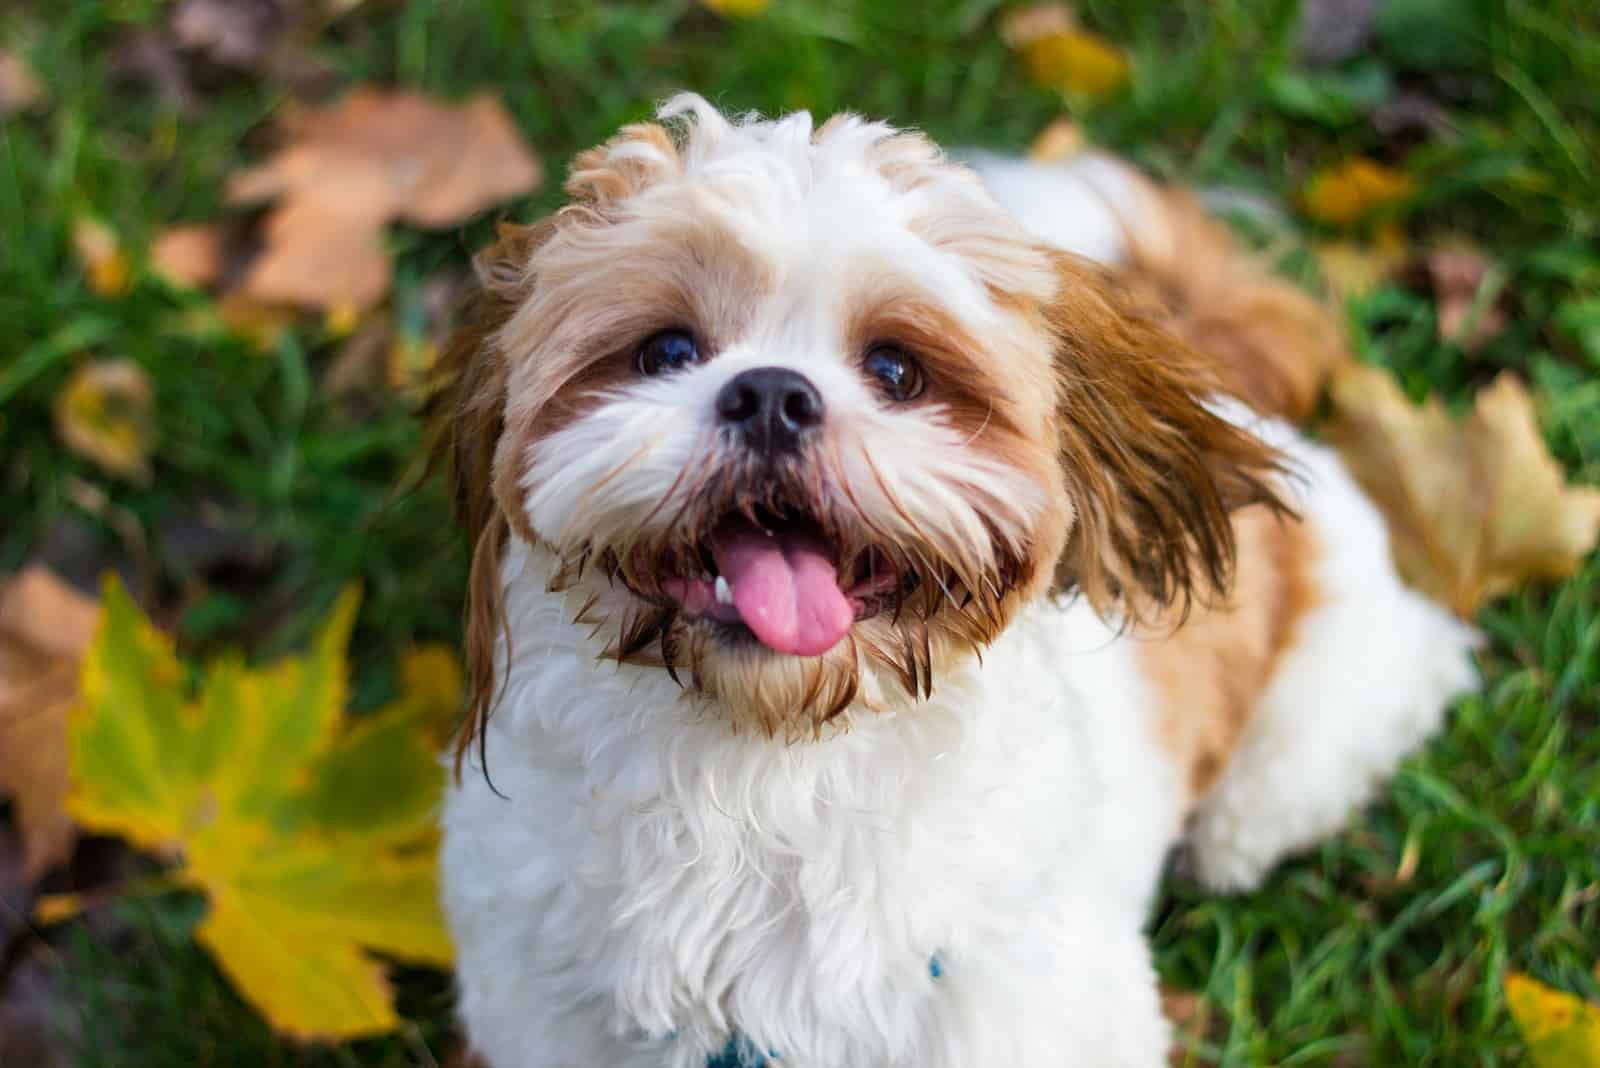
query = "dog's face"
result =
(441, 95, 1281, 746)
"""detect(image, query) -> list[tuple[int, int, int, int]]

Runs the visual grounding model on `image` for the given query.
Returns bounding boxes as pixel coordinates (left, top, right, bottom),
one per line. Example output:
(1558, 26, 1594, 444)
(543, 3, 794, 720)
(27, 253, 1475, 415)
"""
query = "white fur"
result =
(1182, 415, 1482, 890)
(441, 103, 1479, 1066)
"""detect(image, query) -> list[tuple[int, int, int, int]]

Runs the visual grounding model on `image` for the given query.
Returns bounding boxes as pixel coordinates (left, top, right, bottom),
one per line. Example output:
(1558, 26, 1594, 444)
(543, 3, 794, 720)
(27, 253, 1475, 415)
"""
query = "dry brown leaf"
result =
(150, 223, 229, 290)
(52, 359, 156, 483)
(1324, 365, 1600, 616)
(239, 190, 393, 310)
(223, 87, 540, 311)
(1423, 243, 1507, 352)
(0, 568, 99, 883)
(0, 51, 46, 117)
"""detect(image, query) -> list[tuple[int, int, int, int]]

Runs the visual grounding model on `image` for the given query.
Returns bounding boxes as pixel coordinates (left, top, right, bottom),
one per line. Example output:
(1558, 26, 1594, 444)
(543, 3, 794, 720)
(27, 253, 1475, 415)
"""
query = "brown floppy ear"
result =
(1046, 252, 1289, 622)
(425, 219, 554, 774)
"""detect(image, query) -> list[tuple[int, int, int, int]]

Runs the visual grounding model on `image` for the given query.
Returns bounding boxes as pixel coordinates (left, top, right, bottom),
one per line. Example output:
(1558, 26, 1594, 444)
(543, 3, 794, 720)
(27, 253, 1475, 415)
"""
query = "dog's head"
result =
(437, 95, 1282, 754)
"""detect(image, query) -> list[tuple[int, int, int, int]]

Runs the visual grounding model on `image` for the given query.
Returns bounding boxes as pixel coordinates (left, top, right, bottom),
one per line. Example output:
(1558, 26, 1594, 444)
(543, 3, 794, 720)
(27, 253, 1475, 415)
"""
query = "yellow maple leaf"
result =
(53, 359, 156, 483)
(1324, 366, 1600, 617)
(60, 579, 457, 1040)
(1506, 973, 1600, 1067)
(1300, 157, 1415, 228)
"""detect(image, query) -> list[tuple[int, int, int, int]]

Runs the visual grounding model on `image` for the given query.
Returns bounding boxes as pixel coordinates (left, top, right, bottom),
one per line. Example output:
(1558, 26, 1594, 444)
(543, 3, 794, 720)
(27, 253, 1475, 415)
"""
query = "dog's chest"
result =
(443, 582, 1184, 1062)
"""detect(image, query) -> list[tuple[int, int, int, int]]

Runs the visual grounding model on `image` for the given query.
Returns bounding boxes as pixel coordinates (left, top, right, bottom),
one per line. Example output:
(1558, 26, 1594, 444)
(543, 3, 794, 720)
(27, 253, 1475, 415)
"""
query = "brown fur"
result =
(426, 220, 548, 775)
(1045, 252, 1291, 621)
(1102, 190, 1349, 801)
(1127, 190, 1347, 423)
(1138, 506, 1322, 803)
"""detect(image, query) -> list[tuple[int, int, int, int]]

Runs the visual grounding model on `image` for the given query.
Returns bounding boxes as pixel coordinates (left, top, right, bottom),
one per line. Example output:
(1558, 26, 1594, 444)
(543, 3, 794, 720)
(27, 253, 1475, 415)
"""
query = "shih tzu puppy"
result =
(434, 95, 1478, 1067)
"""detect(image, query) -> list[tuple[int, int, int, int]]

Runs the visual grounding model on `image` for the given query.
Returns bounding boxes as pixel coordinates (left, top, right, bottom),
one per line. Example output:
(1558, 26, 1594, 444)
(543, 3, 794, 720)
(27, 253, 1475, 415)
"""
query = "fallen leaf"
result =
(150, 223, 229, 290)
(1002, 4, 1129, 101)
(1315, 220, 1410, 302)
(171, 0, 291, 71)
(53, 359, 156, 483)
(1324, 366, 1600, 616)
(60, 580, 454, 1039)
(0, 51, 46, 117)
(396, 644, 464, 746)
(1423, 243, 1508, 352)
(72, 217, 133, 298)
(223, 87, 540, 310)
(701, 0, 772, 15)
(0, 568, 98, 883)
(1300, 156, 1414, 227)
(1028, 118, 1086, 162)
(1506, 972, 1600, 1068)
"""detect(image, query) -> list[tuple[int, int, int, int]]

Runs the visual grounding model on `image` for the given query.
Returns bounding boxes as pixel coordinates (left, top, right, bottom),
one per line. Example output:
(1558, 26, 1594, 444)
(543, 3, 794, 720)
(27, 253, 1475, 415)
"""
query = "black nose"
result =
(715, 367, 825, 455)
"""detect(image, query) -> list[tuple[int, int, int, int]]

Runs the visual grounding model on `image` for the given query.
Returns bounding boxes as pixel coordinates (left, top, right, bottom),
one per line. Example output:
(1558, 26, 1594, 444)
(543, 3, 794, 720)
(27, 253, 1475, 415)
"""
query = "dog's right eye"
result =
(636, 330, 702, 376)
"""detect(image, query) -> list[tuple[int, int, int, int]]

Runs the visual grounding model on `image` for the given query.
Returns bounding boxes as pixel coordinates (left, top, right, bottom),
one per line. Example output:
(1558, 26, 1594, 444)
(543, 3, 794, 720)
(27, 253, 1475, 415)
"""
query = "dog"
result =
(433, 95, 1478, 1067)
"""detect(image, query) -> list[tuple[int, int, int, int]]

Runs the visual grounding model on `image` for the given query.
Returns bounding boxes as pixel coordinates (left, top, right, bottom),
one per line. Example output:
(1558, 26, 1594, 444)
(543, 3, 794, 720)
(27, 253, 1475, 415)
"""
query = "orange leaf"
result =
(1300, 157, 1414, 228)
(225, 88, 541, 311)
(150, 223, 228, 290)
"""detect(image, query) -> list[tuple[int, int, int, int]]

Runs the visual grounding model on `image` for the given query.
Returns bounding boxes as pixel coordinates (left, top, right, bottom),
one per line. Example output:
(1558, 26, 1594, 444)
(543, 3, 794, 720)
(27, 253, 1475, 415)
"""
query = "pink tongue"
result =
(709, 518, 854, 656)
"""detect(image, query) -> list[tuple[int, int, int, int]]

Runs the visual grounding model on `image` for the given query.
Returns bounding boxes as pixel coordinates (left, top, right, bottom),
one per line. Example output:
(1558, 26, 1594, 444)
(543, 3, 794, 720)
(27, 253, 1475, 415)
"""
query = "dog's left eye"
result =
(637, 330, 702, 376)
(863, 343, 926, 402)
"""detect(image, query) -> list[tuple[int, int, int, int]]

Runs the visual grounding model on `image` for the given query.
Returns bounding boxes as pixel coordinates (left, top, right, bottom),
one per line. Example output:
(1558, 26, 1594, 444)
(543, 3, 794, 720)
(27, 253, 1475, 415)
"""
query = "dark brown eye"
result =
(636, 330, 702, 376)
(863, 343, 925, 402)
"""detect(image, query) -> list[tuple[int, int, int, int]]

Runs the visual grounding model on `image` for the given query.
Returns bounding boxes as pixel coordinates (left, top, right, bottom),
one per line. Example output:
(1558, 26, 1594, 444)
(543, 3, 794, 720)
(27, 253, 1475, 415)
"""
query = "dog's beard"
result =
(535, 433, 1037, 737)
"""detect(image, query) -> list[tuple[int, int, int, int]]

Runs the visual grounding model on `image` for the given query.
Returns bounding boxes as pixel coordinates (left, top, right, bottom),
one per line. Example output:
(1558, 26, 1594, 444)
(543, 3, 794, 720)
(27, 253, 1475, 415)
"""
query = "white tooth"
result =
(715, 576, 733, 605)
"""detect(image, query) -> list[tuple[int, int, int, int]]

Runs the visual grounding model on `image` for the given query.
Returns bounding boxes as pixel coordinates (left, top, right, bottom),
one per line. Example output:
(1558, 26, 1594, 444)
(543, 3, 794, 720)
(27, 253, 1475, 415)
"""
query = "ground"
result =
(1, 1, 1597, 1065)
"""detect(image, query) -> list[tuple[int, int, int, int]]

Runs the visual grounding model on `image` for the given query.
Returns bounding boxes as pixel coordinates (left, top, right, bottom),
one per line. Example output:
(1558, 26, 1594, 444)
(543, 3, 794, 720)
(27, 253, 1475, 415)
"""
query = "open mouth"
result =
(642, 507, 907, 657)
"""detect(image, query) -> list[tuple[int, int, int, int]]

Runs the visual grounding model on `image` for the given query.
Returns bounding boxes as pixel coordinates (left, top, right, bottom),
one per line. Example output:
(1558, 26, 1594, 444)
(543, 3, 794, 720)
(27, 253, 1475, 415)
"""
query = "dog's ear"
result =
(427, 219, 554, 774)
(1045, 252, 1288, 621)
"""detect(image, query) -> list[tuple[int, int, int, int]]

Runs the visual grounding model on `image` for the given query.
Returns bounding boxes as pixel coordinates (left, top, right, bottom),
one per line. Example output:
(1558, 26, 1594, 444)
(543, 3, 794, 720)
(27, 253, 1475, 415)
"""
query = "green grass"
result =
(2, 0, 1597, 1064)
